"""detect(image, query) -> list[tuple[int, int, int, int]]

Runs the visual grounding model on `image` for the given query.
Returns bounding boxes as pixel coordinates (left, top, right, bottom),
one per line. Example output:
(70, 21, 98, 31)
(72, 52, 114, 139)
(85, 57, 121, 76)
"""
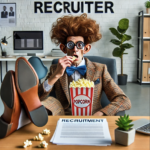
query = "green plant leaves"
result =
(119, 18, 129, 30)
(109, 28, 122, 39)
(117, 26, 127, 34)
(109, 18, 133, 75)
(110, 39, 121, 45)
(121, 34, 131, 43)
(112, 47, 123, 57)
(115, 114, 133, 131)
(145, 1, 150, 8)
(121, 43, 134, 49)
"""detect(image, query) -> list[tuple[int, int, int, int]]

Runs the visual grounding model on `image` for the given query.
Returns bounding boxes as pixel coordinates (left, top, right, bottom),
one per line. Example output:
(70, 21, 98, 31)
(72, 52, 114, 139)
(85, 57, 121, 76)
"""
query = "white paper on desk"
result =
(50, 119, 61, 142)
(50, 118, 112, 146)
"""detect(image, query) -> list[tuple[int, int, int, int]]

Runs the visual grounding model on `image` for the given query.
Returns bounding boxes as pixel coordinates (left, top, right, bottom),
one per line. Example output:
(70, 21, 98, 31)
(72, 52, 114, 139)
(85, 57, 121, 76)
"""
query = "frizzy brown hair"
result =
(50, 13, 102, 45)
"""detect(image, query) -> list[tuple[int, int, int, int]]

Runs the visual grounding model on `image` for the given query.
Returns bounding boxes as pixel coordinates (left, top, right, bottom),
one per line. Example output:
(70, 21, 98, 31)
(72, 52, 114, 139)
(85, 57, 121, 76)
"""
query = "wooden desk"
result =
(0, 56, 60, 83)
(0, 116, 149, 150)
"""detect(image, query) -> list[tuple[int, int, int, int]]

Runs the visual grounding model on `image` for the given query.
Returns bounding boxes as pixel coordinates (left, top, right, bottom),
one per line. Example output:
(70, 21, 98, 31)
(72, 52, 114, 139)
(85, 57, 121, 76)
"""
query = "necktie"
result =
(66, 65, 87, 76)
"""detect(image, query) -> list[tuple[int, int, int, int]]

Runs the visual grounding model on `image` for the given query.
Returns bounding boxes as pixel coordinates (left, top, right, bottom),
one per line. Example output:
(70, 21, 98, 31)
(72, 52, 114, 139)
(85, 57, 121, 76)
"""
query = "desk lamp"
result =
(0, 36, 11, 57)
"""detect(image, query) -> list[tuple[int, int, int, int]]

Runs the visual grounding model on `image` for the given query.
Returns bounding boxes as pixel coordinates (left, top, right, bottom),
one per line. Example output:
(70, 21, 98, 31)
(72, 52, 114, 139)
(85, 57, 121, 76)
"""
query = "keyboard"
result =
(131, 119, 150, 135)
(136, 123, 150, 135)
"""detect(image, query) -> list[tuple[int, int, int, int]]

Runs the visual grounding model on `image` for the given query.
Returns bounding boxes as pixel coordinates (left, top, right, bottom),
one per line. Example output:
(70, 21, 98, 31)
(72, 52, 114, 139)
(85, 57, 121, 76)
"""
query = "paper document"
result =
(50, 118, 112, 146)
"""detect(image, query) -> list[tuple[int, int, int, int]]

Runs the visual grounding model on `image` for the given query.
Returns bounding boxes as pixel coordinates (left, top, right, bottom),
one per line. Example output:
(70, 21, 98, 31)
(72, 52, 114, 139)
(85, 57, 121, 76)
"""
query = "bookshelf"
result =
(137, 11, 150, 84)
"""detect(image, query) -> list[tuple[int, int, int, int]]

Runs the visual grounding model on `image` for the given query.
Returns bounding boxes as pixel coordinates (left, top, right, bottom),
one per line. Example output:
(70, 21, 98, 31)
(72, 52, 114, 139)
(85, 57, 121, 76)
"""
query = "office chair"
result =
(28, 56, 48, 84)
(50, 56, 125, 116)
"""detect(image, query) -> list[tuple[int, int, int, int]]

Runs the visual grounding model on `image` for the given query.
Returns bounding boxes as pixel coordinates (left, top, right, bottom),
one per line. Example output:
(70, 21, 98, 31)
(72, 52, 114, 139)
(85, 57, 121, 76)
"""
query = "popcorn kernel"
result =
(72, 56, 76, 61)
(42, 128, 50, 135)
(33, 133, 44, 141)
(23, 140, 32, 148)
(38, 141, 48, 148)
(70, 78, 94, 88)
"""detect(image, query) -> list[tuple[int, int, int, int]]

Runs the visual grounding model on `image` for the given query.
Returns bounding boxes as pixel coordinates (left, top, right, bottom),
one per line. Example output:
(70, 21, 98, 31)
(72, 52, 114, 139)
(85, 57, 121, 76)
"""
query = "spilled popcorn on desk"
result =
(33, 133, 44, 141)
(42, 128, 50, 135)
(38, 141, 48, 148)
(23, 140, 32, 148)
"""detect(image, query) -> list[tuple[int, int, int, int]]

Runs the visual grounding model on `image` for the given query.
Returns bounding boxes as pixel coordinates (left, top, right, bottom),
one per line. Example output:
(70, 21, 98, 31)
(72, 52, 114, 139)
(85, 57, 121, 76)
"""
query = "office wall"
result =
(0, 0, 146, 83)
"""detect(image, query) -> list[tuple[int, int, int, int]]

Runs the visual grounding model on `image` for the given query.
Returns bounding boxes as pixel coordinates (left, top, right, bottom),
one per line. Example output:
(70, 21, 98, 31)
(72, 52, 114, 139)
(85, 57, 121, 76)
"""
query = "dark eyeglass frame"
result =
(65, 41, 85, 50)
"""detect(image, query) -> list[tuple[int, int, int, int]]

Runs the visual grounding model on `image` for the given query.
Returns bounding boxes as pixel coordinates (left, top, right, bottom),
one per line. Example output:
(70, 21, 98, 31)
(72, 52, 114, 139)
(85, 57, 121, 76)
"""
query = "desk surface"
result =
(0, 56, 61, 61)
(0, 116, 149, 150)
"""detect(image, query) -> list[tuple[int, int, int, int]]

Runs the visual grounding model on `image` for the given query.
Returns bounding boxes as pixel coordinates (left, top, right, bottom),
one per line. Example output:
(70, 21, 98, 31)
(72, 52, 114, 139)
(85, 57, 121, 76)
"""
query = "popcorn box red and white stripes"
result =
(70, 87, 94, 116)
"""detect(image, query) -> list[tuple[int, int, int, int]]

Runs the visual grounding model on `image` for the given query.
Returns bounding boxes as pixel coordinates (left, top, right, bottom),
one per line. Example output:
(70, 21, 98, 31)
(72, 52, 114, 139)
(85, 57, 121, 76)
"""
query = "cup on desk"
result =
(1, 51, 6, 57)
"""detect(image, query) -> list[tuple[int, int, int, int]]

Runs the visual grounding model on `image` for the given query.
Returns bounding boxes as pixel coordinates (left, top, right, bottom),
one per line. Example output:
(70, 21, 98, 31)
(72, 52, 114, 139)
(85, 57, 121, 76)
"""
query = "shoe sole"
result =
(0, 71, 21, 139)
(15, 57, 48, 127)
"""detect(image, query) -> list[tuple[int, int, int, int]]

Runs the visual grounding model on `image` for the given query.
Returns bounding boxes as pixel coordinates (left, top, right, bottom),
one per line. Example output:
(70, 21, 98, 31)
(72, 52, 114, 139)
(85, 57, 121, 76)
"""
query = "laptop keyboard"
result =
(137, 123, 150, 135)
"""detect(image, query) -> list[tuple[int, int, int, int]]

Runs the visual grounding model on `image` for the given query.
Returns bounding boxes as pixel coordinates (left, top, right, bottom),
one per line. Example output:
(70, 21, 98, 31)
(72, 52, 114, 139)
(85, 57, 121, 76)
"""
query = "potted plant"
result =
(145, 1, 150, 14)
(109, 18, 134, 85)
(115, 114, 135, 146)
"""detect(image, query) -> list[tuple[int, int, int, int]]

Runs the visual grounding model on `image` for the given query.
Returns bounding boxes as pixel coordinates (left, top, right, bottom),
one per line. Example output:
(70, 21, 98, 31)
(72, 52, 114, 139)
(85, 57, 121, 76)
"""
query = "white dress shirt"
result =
(44, 58, 86, 92)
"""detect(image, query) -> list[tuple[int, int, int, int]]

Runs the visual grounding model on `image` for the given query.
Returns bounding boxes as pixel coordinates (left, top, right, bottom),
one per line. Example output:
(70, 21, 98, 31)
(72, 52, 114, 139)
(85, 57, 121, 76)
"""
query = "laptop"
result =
(131, 119, 150, 135)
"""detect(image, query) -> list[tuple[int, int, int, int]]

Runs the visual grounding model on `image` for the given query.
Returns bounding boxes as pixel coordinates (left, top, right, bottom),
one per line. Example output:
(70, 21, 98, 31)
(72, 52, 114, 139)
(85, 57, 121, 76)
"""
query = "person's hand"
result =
(93, 111, 104, 116)
(54, 56, 73, 78)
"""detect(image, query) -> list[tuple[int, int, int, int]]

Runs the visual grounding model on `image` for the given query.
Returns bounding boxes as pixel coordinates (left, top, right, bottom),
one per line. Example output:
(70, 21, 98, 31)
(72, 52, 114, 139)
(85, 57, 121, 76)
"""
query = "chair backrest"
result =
(28, 56, 48, 80)
(51, 56, 118, 108)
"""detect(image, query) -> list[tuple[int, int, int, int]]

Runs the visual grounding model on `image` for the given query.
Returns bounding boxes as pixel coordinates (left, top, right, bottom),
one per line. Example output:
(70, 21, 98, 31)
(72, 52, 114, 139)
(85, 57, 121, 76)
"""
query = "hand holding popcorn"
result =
(38, 141, 48, 148)
(33, 133, 44, 141)
(42, 128, 50, 135)
(23, 140, 32, 148)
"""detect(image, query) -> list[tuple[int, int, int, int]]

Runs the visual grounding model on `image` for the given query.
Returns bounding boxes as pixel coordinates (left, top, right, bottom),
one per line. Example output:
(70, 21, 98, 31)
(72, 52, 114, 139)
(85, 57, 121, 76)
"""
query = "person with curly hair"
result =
(0, 13, 131, 139)
(38, 13, 131, 116)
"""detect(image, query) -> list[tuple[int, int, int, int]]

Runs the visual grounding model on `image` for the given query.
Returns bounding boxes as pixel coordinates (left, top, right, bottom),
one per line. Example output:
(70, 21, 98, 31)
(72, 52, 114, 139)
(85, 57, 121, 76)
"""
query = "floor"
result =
(119, 82, 150, 116)
(0, 82, 149, 116)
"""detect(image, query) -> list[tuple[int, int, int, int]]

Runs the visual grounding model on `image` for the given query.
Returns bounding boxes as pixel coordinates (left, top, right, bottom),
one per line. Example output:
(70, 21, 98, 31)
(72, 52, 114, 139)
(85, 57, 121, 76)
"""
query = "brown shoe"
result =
(0, 71, 21, 139)
(15, 57, 48, 127)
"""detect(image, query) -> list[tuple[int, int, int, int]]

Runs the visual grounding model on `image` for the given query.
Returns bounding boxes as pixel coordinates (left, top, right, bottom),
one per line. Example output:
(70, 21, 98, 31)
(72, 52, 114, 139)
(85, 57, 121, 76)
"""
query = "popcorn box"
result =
(70, 87, 94, 116)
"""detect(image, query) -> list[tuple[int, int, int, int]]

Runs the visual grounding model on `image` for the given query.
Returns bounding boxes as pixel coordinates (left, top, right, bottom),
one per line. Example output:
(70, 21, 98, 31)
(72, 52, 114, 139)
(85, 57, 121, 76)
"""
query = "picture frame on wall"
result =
(0, 3, 16, 26)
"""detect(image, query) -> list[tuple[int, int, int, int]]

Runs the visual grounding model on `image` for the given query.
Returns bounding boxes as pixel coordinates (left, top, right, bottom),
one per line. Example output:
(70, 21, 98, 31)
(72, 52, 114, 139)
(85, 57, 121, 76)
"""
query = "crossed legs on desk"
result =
(0, 57, 48, 138)
(0, 57, 66, 138)
(0, 71, 21, 138)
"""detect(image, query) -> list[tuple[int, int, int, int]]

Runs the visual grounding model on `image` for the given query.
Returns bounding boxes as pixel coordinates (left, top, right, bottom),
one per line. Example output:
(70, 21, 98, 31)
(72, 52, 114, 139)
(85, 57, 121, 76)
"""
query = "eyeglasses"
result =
(65, 41, 85, 50)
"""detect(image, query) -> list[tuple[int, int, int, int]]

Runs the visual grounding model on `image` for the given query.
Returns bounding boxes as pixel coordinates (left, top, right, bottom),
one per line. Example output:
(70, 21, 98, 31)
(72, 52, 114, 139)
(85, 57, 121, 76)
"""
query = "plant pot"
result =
(2, 51, 7, 57)
(115, 128, 135, 146)
(146, 8, 150, 14)
(118, 74, 128, 85)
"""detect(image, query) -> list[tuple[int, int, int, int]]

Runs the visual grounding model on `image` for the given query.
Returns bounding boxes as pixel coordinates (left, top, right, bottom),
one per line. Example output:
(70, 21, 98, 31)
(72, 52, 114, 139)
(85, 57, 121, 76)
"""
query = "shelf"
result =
(143, 60, 150, 62)
(138, 37, 150, 40)
(138, 14, 150, 17)
(141, 81, 150, 83)
(143, 37, 150, 39)
(137, 11, 150, 85)
(0, 56, 61, 61)
(137, 59, 150, 62)
(137, 80, 150, 83)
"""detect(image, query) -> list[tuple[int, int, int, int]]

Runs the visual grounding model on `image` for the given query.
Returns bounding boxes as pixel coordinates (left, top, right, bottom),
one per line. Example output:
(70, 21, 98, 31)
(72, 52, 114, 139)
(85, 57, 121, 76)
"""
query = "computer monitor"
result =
(13, 31, 43, 56)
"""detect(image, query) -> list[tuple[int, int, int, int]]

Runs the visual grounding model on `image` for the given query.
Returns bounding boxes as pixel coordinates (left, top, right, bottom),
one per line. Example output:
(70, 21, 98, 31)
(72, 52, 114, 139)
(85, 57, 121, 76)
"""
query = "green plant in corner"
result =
(145, 1, 150, 8)
(109, 18, 134, 76)
(115, 114, 134, 131)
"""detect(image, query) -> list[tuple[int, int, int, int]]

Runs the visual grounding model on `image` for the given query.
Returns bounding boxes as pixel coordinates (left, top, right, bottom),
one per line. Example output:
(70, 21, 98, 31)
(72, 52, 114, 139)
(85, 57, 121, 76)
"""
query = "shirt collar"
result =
(72, 57, 85, 67)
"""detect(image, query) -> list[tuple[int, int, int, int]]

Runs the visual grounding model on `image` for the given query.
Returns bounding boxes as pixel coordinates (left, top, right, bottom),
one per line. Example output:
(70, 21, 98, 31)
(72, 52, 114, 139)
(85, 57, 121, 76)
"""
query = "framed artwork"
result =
(0, 3, 16, 26)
